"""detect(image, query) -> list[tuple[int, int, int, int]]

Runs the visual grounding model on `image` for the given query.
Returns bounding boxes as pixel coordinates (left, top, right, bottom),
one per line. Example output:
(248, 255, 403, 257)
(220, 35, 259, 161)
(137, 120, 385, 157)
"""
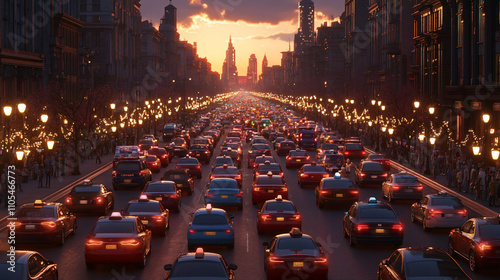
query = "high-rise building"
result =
(262, 54, 268, 77)
(294, 0, 315, 54)
(247, 54, 258, 85)
(222, 36, 238, 86)
(159, 0, 180, 77)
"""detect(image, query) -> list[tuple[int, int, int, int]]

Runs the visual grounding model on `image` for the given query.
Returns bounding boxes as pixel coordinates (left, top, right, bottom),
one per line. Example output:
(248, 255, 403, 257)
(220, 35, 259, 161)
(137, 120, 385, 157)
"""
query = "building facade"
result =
(247, 54, 258, 86)
(222, 36, 238, 87)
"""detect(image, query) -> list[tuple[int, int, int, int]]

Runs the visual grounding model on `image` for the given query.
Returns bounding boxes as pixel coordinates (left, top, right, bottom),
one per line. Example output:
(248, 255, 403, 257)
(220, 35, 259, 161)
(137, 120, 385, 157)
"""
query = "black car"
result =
(112, 159, 152, 190)
(315, 175, 359, 208)
(141, 181, 182, 212)
(188, 144, 212, 164)
(192, 137, 214, 153)
(355, 161, 388, 187)
(64, 180, 114, 215)
(163, 248, 237, 279)
(248, 143, 271, 167)
(162, 169, 194, 195)
(122, 196, 170, 236)
(378, 247, 471, 280)
(343, 197, 404, 247)
(0, 251, 58, 280)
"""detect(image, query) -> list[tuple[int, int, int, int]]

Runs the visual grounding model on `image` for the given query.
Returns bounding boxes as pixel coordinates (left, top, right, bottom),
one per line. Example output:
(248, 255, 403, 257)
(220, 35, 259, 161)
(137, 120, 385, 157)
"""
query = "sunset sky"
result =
(140, 0, 344, 77)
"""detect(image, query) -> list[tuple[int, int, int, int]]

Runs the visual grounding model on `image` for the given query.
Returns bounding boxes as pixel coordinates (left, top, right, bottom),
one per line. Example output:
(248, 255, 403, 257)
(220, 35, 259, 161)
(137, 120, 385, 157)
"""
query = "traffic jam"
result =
(3, 93, 500, 280)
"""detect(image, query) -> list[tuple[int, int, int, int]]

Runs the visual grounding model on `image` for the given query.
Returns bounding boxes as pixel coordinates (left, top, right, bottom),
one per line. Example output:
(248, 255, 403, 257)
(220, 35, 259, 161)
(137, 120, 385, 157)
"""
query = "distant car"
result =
(15, 200, 76, 246)
(187, 204, 234, 249)
(254, 161, 284, 180)
(220, 148, 241, 168)
(175, 157, 202, 178)
(148, 147, 169, 167)
(64, 180, 114, 215)
(162, 169, 194, 195)
(276, 140, 296, 156)
(141, 135, 158, 146)
(170, 138, 189, 157)
(138, 139, 155, 151)
(343, 197, 404, 247)
(448, 216, 500, 272)
(211, 165, 242, 188)
(252, 155, 275, 169)
(315, 173, 359, 208)
(188, 144, 211, 164)
(0, 251, 58, 280)
(381, 172, 423, 202)
(320, 153, 345, 174)
(285, 149, 310, 168)
(112, 159, 152, 190)
(204, 178, 243, 210)
(212, 156, 235, 171)
(365, 154, 391, 171)
(252, 173, 288, 205)
(145, 155, 161, 173)
(141, 181, 181, 212)
(343, 143, 366, 159)
(316, 143, 339, 159)
(163, 247, 237, 279)
(378, 247, 471, 280)
(122, 195, 170, 235)
(263, 228, 328, 280)
(248, 144, 271, 167)
(297, 162, 329, 188)
(410, 192, 469, 231)
(272, 137, 286, 150)
(85, 212, 152, 268)
(257, 195, 301, 233)
(355, 161, 388, 187)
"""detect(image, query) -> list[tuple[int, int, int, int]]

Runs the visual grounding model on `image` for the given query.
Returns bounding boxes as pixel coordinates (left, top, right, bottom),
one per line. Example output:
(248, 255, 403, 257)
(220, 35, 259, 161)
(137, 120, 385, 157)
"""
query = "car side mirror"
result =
(164, 264, 173, 271)
(263, 242, 269, 247)
(228, 263, 238, 270)
(382, 259, 388, 265)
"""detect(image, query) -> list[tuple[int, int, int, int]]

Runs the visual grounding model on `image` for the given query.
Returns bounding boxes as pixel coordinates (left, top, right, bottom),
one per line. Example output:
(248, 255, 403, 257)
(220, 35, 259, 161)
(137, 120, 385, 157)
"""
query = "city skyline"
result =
(140, 0, 345, 76)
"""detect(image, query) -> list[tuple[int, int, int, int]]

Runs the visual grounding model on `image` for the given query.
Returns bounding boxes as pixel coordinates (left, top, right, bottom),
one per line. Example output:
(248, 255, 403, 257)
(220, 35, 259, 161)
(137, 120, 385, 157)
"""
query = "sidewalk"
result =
(0, 153, 114, 218)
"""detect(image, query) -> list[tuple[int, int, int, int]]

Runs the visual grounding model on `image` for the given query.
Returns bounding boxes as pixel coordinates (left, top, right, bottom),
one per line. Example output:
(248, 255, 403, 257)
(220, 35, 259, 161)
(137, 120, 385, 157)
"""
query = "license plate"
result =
(196, 153, 200, 156)
(80, 200, 88, 204)
(276, 217, 284, 221)
(371, 175, 377, 179)
(375, 229, 385, 234)
(25, 225, 35, 230)
(268, 189, 274, 193)
(177, 184, 183, 188)
(174, 149, 181, 151)
(293, 262, 304, 268)
(445, 214, 454, 218)
(405, 189, 413, 192)
(296, 159, 301, 162)
(336, 193, 344, 198)
(156, 197, 163, 201)
(106, 245, 117, 250)
(141, 220, 149, 225)
(221, 195, 228, 199)
(204, 231, 216, 236)
(124, 179, 131, 183)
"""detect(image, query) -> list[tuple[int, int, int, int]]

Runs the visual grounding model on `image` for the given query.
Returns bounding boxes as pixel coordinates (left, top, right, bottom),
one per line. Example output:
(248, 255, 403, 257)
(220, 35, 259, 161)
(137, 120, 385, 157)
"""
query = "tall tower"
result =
(159, 0, 179, 76)
(222, 35, 238, 86)
(262, 54, 268, 75)
(294, 0, 315, 54)
(247, 54, 258, 85)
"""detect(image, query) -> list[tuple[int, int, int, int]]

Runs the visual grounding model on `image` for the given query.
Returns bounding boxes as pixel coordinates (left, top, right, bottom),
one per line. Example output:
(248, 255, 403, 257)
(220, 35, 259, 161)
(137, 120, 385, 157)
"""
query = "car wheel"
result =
(448, 239, 456, 257)
(410, 211, 416, 223)
(57, 230, 65, 246)
(469, 249, 479, 272)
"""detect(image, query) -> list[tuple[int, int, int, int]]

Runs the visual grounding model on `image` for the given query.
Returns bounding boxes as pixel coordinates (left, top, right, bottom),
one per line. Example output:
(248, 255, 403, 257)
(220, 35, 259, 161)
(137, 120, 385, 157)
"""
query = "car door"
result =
(456, 220, 473, 255)
(417, 197, 428, 221)
(345, 205, 357, 235)
(380, 251, 402, 280)
(29, 253, 57, 280)
(57, 205, 70, 235)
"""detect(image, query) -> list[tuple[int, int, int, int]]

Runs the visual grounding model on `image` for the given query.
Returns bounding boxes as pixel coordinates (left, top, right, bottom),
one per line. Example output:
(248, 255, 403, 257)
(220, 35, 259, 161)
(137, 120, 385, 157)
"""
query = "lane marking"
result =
(246, 232, 249, 253)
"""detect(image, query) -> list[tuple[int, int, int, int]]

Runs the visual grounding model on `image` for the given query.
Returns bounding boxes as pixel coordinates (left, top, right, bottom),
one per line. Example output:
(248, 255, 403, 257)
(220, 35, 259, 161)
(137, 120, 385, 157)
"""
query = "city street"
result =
(2, 130, 498, 280)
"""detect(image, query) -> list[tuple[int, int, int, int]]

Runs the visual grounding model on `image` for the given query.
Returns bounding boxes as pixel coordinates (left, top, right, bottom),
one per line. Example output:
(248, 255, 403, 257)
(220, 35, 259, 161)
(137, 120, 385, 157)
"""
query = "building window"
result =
(80, 0, 87, 12)
(457, 5, 463, 47)
(422, 12, 430, 33)
(93, 16, 100, 23)
(92, 0, 100, 12)
(434, 7, 443, 30)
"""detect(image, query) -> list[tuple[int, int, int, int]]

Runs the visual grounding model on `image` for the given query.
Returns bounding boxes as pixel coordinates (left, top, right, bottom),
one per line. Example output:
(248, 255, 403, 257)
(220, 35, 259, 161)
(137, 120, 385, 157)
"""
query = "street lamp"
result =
(368, 121, 373, 127)
(345, 99, 349, 104)
(110, 103, 116, 110)
(17, 103, 26, 113)
(111, 126, 117, 133)
(419, 134, 425, 142)
(350, 99, 354, 104)
(381, 105, 386, 111)
(430, 137, 436, 145)
(428, 106, 435, 115)
(15, 150, 24, 161)
(371, 100, 376, 106)
(388, 128, 394, 135)
(381, 126, 387, 132)
(482, 113, 490, 124)
(41, 114, 48, 123)
(472, 145, 481, 156)
(47, 140, 55, 150)
(377, 100, 382, 106)
(491, 148, 499, 161)
(413, 101, 420, 109)
(3, 106, 12, 116)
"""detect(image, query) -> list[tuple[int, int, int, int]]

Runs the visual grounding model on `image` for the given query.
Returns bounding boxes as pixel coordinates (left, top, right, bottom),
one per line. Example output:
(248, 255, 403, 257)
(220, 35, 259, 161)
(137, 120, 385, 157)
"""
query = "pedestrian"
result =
(446, 166, 453, 189)
(488, 178, 498, 207)
(95, 149, 101, 164)
(470, 165, 477, 194)
(456, 168, 462, 192)
(37, 169, 44, 188)
(51, 154, 56, 177)
(478, 168, 486, 201)
(462, 164, 469, 193)
(45, 164, 51, 188)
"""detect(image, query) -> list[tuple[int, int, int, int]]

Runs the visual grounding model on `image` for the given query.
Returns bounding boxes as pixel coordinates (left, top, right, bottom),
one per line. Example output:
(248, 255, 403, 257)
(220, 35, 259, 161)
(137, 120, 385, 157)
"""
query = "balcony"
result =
(386, 43, 401, 55)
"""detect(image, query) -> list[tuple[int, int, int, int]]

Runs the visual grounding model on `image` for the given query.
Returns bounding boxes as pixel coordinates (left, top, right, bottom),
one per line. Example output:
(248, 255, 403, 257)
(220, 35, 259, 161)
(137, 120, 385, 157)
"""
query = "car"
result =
(0, 251, 58, 280)
(113, 145, 141, 169)
(222, 142, 243, 157)
(141, 181, 181, 212)
(64, 180, 114, 215)
(252, 155, 276, 169)
(252, 172, 288, 205)
(355, 161, 388, 187)
(141, 134, 158, 146)
(187, 204, 235, 249)
(320, 153, 345, 174)
(276, 140, 296, 156)
(145, 155, 161, 173)
(176, 157, 203, 178)
(285, 149, 310, 168)
(14, 200, 76, 246)
(315, 173, 359, 208)
(163, 247, 237, 279)
(138, 139, 155, 151)
(203, 130, 221, 144)
(212, 155, 235, 171)
(254, 161, 284, 180)
(410, 191, 469, 231)
(263, 228, 328, 280)
(192, 137, 213, 153)
(224, 137, 241, 145)
(343, 143, 366, 159)
(148, 147, 170, 167)
(257, 195, 301, 233)
(365, 154, 391, 171)
(381, 172, 423, 202)
(122, 195, 170, 235)
(220, 148, 242, 168)
(211, 165, 242, 188)
(248, 143, 271, 168)
(297, 162, 329, 188)
(316, 143, 339, 159)
(162, 169, 194, 195)
(250, 136, 267, 146)
(343, 197, 404, 247)
(112, 159, 152, 190)
(163, 124, 179, 142)
(169, 137, 189, 157)
(272, 137, 286, 150)
(227, 130, 243, 140)
(378, 247, 471, 280)
(448, 216, 500, 272)
(84, 212, 152, 268)
(204, 178, 243, 210)
(297, 129, 317, 150)
(188, 144, 212, 164)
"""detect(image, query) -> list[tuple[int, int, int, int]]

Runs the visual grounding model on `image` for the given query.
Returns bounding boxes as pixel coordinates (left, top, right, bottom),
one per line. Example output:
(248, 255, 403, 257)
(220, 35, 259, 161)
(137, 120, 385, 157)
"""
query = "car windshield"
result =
(125, 202, 161, 213)
(394, 177, 418, 184)
(430, 198, 463, 207)
(17, 208, 54, 218)
(213, 168, 238, 175)
(149, 149, 165, 155)
(165, 173, 186, 180)
(277, 238, 317, 250)
(116, 162, 140, 171)
(178, 158, 198, 165)
(358, 207, 397, 219)
(190, 144, 206, 150)
(255, 158, 275, 164)
(303, 166, 326, 172)
(290, 151, 307, 157)
(257, 177, 284, 185)
(252, 144, 269, 150)
(192, 214, 228, 225)
(478, 224, 500, 238)
(93, 221, 135, 233)
(405, 260, 467, 278)
(145, 183, 175, 192)
(0, 263, 25, 279)
(139, 140, 153, 145)
(323, 180, 354, 189)
(210, 180, 238, 189)
(265, 202, 295, 212)
(362, 163, 383, 172)
(345, 144, 363, 150)
(215, 158, 233, 165)
(170, 261, 227, 277)
(72, 186, 101, 193)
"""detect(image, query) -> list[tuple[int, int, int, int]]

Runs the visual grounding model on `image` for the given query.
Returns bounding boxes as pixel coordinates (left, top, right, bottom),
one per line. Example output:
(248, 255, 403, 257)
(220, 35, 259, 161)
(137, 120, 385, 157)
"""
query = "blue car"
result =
(187, 204, 234, 249)
(205, 178, 243, 210)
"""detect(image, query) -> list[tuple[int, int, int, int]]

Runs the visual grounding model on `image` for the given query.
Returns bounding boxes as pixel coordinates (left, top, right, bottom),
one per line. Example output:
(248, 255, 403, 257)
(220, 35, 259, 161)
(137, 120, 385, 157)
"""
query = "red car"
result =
(257, 195, 301, 233)
(448, 216, 500, 272)
(253, 155, 276, 169)
(343, 143, 367, 159)
(276, 140, 296, 156)
(365, 154, 391, 171)
(141, 181, 181, 212)
(148, 147, 169, 167)
(254, 162, 284, 180)
(263, 228, 328, 280)
(252, 173, 288, 205)
(145, 155, 161, 173)
(285, 149, 310, 168)
(176, 157, 202, 178)
(122, 195, 170, 235)
(297, 162, 329, 188)
(210, 165, 242, 188)
(85, 212, 152, 268)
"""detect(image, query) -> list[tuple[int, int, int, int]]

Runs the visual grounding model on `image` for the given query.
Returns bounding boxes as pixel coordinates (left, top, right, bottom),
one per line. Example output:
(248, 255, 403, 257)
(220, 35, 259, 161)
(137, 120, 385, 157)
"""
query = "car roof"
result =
(194, 208, 227, 216)
(399, 247, 455, 262)
(175, 251, 222, 262)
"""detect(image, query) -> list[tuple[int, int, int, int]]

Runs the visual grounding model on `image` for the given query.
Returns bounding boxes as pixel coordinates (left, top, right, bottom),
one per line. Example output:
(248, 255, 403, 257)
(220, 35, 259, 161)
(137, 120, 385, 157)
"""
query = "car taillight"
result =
(210, 175, 215, 180)
(65, 196, 72, 204)
(196, 165, 201, 169)
(281, 187, 287, 192)
(359, 173, 366, 177)
(290, 214, 301, 220)
(161, 154, 167, 158)
(300, 173, 309, 177)
(170, 194, 178, 198)
(392, 186, 400, 190)
(261, 214, 273, 221)
(322, 173, 329, 178)
(416, 186, 423, 191)
(344, 151, 350, 155)
(253, 187, 261, 191)
(428, 209, 441, 218)
(320, 190, 330, 195)
(153, 215, 163, 223)
(350, 190, 359, 195)
(120, 239, 140, 246)
(224, 229, 232, 233)
(314, 257, 328, 263)
(279, 172, 284, 177)
(96, 197, 104, 204)
(86, 239, 103, 246)
(361, 151, 366, 155)
(478, 243, 492, 251)
(235, 175, 241, 180)
(356, 224, 369, 231)
(189, 151, 194, 155)
(41, 221, 57, 228)
(139, 171, 147, 176)
(205, 150, 210, 154)
(381, 173, 388, 177)
(458, 209, 468, 217)
(232, 193, 242, 197)
(392, 224, 404, 232)
(189, 229, 197, 233)
(205, 194, 216, 197)
(269, 257, 284, 263)
(112, 171, 117, 176)
(306, 156, 310, 160)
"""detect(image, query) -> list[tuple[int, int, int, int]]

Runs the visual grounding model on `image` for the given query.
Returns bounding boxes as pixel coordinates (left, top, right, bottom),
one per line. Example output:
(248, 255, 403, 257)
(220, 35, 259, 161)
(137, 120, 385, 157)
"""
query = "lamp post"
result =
(482, 113, 491, 164)
(3, 106, 13, 156)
